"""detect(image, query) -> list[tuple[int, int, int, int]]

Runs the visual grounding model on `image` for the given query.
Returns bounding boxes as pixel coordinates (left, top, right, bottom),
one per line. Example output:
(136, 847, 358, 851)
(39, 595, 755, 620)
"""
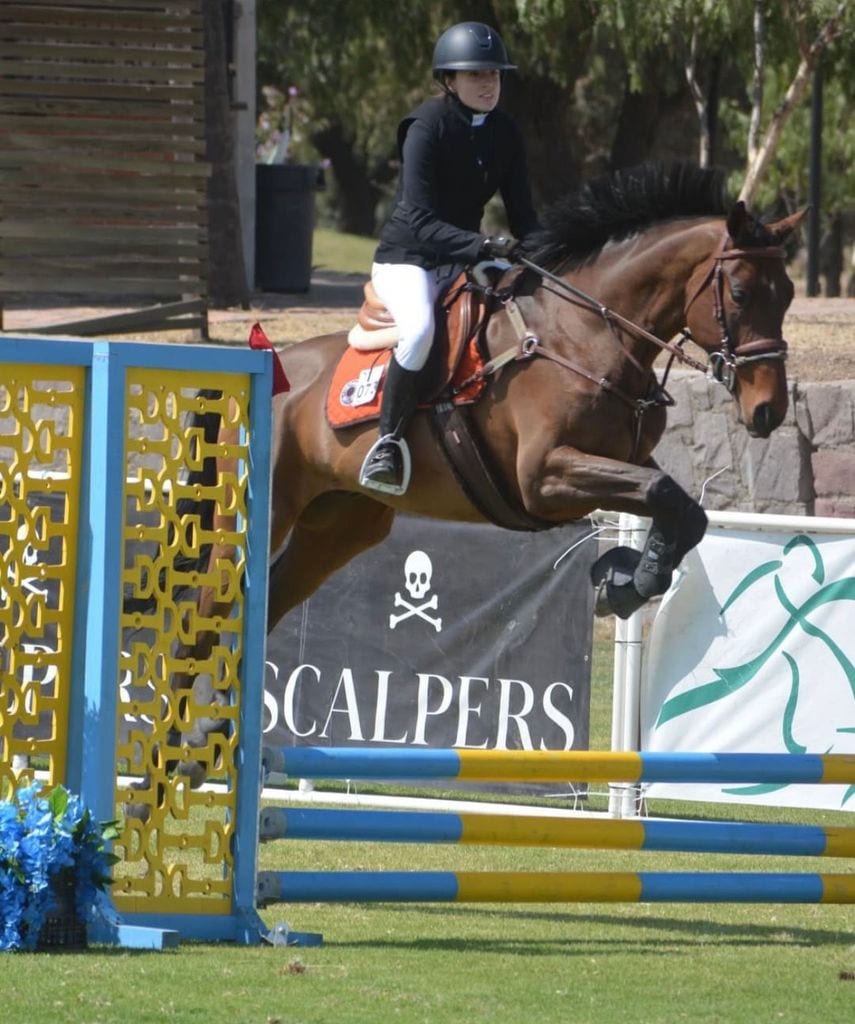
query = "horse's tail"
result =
(122, 389, 222, 616)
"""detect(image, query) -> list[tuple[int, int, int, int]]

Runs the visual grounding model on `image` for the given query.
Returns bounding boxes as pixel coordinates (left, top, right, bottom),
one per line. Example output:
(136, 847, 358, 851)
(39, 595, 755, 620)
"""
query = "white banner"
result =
(641, 524, 855, 811)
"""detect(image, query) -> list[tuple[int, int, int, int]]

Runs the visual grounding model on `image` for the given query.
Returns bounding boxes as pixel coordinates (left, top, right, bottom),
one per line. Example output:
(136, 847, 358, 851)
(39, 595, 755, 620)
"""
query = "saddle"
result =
(325, 271, 491, 430)
(326, 265, 552, 532)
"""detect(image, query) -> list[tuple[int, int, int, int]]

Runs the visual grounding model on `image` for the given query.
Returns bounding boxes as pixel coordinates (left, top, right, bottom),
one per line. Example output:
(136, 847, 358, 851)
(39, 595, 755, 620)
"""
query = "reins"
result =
(458, 235, 788, 408)
(517, 255, 710, 376)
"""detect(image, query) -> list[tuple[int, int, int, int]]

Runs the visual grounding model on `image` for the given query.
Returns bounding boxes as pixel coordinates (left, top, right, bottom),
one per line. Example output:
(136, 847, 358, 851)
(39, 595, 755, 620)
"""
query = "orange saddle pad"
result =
(326, 275, 491, 430)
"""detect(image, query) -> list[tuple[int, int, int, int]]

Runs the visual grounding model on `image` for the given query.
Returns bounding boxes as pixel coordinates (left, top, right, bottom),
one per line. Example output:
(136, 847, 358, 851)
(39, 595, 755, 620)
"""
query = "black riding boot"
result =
(359, 356, 421, 494)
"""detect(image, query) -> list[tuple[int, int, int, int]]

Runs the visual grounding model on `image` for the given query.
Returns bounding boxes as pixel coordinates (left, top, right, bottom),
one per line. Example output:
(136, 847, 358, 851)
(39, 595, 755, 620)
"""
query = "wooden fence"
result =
(0, 0, 209, 335)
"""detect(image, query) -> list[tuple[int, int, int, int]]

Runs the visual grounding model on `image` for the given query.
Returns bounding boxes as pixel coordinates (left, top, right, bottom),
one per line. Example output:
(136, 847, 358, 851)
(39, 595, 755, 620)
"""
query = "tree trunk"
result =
(746, 1, 765, 166)
(821, 212, 844, 297)
(204, 0, 250, 306)
(311, 123, 380, 236)
(684, 29, 710, 166)
(706, 54, 721, 166)
(502, 75, 581, 205)
(739, 3, 847, 205)
(609, 62, 690, 172)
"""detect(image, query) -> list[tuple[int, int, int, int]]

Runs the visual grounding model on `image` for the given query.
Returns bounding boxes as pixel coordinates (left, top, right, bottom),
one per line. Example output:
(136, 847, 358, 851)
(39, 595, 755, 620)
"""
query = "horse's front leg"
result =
(604, 467, 708, 616)
(523, 449, 707, 619)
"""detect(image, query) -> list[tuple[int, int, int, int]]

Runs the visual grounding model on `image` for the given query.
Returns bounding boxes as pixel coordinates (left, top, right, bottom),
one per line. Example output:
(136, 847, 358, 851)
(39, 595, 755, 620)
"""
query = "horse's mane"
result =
(525, 162, 734, 269)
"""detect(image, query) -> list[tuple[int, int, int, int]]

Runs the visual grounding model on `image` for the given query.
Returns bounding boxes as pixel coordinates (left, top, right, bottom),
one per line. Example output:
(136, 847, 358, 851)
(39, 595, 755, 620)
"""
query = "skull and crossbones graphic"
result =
(389, 550, 442, 632)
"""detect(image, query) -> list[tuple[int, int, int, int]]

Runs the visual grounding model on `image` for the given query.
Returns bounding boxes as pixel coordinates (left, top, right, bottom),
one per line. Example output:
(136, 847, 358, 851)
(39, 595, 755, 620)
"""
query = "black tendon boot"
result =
(359, 356, 421, 494)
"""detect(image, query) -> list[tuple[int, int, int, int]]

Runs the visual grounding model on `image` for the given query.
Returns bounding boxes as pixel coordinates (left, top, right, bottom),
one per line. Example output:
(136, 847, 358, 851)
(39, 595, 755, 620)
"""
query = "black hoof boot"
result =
(632, 530, 678, 599)
(590, 546, 647, 619)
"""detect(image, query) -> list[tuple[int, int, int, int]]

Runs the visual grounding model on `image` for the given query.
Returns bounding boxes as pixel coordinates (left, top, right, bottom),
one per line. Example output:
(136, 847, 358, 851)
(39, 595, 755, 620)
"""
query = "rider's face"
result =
(447, 69, 501, 113)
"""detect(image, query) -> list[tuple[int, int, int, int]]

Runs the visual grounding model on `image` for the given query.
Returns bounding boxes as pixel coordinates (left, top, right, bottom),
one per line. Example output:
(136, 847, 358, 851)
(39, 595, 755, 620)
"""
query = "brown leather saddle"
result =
(327, 271, 491, 430)
(329, 267, 552, 532)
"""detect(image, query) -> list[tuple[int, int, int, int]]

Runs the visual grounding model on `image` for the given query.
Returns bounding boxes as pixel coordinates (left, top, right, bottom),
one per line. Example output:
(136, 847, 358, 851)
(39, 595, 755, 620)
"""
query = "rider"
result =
(359, 21, 541, 495)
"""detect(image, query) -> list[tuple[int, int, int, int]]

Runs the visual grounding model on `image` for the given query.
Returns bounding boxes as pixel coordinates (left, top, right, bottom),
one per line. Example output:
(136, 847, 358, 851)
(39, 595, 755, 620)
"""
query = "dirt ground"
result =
(3, 269, 853, 382)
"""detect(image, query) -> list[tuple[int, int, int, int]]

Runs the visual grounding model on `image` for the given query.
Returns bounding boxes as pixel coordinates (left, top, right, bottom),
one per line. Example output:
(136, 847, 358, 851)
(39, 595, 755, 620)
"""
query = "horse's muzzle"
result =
(749, 402, 782, 439)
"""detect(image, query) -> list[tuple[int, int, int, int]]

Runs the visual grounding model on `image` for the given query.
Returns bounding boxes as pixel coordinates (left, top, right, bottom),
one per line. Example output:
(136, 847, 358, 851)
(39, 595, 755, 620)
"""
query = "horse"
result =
(128, 162, 804, 801)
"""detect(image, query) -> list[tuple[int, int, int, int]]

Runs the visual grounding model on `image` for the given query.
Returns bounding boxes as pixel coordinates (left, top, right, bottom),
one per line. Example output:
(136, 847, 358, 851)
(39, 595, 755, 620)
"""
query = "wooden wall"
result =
(0, 0, 209, 333)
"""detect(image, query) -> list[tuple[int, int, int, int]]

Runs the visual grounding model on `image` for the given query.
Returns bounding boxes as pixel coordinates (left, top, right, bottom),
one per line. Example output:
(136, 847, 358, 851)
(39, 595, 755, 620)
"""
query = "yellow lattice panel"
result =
(114, 372, 251, 916)
(0, 365, 84, 794)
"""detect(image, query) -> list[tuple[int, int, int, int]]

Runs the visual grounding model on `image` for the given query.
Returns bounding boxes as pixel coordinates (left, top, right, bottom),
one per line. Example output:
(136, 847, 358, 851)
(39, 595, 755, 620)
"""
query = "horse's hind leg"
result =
(267, 491, 396, 631)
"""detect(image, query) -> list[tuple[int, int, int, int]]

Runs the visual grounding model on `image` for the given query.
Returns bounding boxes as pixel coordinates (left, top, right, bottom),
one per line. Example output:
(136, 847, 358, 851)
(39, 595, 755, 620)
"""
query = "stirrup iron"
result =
(359, 434, 412, 496)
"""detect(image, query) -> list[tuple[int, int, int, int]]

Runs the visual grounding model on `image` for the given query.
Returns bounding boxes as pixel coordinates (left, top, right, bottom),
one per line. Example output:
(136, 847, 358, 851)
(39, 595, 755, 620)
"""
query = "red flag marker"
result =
(248, 322, 290, 394)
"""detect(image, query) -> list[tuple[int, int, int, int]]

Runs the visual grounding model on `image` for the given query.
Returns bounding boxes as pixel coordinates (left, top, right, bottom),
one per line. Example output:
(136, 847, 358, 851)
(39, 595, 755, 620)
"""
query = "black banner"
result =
(5, 491, 597, 790)
(264, 514, 596, 767)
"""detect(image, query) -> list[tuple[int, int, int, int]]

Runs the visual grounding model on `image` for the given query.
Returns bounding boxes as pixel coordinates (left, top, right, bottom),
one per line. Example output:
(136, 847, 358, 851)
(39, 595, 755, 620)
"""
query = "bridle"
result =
(453, 233, 790, 461)
(682, 236, 788, 393)
(454, 231, 793, 472)
(463, 233, 789, 406)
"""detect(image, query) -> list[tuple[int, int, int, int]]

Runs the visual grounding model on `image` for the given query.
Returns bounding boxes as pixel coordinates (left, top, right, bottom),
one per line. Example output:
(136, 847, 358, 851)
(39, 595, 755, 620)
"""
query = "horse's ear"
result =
(766, 207, 808, 246)
(726, 200, 749, 243)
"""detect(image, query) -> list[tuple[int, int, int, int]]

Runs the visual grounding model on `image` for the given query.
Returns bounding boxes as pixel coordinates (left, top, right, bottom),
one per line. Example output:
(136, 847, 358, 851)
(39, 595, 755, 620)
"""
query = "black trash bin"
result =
(255, 164, 323, 292)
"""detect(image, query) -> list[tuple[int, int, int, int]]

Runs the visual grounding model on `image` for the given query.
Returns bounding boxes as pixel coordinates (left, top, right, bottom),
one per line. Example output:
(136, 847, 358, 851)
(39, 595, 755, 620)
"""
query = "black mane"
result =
(525, 162, 733, 268)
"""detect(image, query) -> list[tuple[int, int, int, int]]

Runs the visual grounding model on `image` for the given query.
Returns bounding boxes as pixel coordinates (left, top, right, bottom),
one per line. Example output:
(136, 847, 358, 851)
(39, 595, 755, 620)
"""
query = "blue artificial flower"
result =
(0, 783, 118, 951)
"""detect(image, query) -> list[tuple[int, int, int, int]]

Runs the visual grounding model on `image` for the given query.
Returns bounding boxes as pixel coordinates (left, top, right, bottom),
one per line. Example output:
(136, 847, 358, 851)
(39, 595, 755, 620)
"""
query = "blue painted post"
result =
(231, 352, 274, 943)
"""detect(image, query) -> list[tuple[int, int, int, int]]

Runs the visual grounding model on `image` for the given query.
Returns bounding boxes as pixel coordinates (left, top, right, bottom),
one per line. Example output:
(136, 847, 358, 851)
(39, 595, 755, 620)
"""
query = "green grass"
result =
(4, 624, 854, 1024)
(312, 227, 376, 275)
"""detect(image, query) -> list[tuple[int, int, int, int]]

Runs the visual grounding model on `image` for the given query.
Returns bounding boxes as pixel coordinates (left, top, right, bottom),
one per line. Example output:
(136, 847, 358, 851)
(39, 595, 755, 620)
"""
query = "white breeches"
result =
(371, 262, 456, 371)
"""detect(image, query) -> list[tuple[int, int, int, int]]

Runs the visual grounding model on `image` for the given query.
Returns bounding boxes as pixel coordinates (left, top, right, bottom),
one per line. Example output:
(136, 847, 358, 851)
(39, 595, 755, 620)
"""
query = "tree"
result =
(738, 0, 851, 204)
(255, 0, 854, 237)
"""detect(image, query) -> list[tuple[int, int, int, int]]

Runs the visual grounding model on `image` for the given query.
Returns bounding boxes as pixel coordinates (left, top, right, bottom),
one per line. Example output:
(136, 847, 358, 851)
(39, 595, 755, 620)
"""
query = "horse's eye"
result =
(730, 285, 747, 306)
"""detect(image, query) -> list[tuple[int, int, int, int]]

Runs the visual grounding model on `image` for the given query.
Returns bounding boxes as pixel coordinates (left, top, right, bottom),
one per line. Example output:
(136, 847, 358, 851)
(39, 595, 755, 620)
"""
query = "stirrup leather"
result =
(359, 434, 412, 496)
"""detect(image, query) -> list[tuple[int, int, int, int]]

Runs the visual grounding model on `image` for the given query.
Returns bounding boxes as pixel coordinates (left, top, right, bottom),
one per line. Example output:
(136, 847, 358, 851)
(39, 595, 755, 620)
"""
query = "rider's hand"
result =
(480, 235, 521, 260)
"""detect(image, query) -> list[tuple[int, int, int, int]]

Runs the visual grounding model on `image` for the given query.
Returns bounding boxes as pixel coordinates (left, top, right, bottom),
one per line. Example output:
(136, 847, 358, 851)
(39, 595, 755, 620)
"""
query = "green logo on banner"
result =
(655, 534, 855, 806)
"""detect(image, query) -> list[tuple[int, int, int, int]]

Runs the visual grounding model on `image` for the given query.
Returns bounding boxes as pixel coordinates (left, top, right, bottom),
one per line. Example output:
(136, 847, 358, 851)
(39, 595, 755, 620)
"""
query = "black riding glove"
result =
(480, 235, 521, 260)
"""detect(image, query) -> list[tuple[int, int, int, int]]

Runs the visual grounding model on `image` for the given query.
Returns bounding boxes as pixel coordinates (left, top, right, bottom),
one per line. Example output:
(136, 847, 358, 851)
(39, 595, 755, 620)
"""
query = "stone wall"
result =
(654, 372, 855, 518)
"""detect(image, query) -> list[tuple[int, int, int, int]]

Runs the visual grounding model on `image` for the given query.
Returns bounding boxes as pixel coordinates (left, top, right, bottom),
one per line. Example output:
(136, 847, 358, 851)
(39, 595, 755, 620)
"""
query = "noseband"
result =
(684, 238, 788, 392)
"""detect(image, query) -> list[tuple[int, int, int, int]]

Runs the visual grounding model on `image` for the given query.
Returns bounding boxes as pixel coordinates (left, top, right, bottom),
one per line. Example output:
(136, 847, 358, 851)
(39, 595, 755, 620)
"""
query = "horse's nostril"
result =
(752, 403, 777, 438)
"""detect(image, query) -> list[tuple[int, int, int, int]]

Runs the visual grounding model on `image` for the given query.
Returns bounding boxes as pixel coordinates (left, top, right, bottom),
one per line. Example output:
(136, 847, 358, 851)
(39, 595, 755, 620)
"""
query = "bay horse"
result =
(134, 163, 804, 797)
(253, 163, 800, 622)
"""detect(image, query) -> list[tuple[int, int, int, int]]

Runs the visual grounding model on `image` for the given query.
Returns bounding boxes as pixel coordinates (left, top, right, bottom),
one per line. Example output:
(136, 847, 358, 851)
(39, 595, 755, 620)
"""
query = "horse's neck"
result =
(562, 219, 724, 365)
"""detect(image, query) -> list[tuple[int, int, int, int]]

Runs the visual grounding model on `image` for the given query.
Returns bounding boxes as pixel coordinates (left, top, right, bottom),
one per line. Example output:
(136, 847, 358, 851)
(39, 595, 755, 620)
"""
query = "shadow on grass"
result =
(326, 904, 850, 954)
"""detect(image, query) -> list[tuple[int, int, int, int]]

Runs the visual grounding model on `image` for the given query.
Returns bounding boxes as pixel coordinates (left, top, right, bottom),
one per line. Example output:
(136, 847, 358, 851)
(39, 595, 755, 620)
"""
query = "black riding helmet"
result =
(432, 22, 516, 76)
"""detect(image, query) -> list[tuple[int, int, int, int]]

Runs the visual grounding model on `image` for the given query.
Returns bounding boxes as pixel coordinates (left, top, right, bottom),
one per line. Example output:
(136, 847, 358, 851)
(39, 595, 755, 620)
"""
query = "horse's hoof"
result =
(590, 545, 642, 589)
(683, 503, 708, 554)
(595, 578, 649, 619)
(633, 531, 678, 599)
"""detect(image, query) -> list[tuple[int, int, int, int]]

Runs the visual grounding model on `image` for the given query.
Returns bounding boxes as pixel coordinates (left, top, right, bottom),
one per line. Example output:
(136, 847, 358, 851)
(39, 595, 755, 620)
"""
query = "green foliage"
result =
(257, 0, 854, 232)
(721, 64, 855, 215)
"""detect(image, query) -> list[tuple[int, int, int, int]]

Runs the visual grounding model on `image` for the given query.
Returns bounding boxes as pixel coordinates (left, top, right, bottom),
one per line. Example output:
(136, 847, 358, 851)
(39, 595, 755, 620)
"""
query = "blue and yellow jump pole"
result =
(259, 806, 855, 858)
(258, 747, 855, 935)
(262, 746, 855, 786)
(256, 870, 855, 906)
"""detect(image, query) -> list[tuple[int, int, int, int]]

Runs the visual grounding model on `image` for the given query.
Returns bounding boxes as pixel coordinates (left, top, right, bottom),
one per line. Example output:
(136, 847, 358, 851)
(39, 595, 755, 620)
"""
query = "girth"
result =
(430, 400, 556, 532)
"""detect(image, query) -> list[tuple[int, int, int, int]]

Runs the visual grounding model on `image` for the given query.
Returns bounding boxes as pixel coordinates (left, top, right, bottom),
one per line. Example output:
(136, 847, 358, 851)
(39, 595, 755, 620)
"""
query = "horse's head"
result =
(684, 202, 805, 438)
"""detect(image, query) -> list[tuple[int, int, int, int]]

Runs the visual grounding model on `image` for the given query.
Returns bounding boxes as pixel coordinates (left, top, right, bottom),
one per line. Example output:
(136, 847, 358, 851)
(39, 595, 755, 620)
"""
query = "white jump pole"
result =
(608, 513, 647, 818)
